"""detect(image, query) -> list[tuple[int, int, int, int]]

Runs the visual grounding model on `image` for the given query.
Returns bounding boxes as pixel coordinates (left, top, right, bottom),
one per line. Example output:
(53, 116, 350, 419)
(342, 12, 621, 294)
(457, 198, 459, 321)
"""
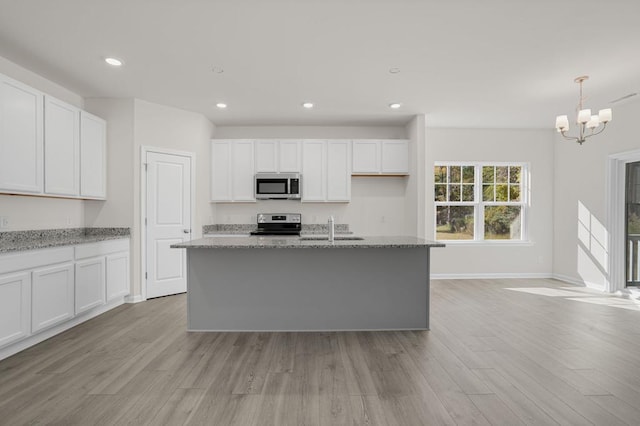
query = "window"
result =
(434, 163, 528, 242)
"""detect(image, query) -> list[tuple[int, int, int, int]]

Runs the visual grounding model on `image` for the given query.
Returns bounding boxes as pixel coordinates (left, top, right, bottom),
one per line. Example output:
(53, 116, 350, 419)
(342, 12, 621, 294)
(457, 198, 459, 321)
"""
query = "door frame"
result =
(606, 148, 640, 293)
(140, 146, 196, 301)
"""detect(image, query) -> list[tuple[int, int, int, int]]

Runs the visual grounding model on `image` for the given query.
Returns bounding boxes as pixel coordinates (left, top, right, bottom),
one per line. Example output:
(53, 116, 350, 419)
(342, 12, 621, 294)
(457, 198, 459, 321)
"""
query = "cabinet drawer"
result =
(75, 239, 129, 260)
(0, 247, 74, 275)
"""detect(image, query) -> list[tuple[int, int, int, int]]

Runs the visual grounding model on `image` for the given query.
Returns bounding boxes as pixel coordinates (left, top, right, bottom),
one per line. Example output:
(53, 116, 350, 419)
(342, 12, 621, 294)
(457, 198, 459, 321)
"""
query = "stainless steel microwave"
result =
(255, 173, 301, 200)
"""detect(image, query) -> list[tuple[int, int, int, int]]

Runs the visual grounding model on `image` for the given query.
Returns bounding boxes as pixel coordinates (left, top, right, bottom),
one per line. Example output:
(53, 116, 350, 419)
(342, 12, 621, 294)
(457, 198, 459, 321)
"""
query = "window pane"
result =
(482, 166, 494, 183)
(484, 206, 521, 240)
(496, 184, 509, 201)
(435, 184, 447, 201)
(509, 185, 521, 201)
(434, 166, 447, 183)
(450, 166, 461, 183)
(436, 206, 475, 240)
(462, 166, 475, 183)
(449, 184, 460, 202)
(496, 166, 508, 183)
(509, 166, 521, 183)
(462, 184, 474, 201)
(483, 184, 494, 201)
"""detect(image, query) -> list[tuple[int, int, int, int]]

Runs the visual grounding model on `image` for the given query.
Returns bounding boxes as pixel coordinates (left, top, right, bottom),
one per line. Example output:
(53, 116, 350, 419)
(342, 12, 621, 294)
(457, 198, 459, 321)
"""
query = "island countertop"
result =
(171, 235, 445, 249)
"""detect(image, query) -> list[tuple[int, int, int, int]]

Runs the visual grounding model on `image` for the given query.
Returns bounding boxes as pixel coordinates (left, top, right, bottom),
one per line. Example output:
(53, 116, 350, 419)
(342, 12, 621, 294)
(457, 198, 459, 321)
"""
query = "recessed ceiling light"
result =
(389, 67, 401, 74)
(389, 103, 402, 109)
(216, 103, 227, 109)
(104, 57, 123, 67)
(302, 102, 314, 109)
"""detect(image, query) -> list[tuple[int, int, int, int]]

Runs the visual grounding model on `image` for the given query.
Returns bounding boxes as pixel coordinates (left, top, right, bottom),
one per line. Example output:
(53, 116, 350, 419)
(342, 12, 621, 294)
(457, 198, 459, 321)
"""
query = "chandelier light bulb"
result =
(577, 109, 591, 124)
(598, 108, 612, 123)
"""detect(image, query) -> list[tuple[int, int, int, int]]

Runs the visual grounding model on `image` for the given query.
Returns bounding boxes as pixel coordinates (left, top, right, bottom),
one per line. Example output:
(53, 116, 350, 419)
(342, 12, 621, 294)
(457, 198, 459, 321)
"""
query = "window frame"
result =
(434, 161, 530, 243)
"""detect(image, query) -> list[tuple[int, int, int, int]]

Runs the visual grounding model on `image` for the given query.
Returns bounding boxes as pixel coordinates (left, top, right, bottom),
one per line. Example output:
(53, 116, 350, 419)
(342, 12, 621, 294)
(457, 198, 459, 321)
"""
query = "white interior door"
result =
(146, 151, 192, 299)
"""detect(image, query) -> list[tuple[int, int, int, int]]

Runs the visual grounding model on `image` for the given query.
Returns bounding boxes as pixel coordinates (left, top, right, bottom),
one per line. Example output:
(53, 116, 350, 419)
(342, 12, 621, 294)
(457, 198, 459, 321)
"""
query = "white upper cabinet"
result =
(0, 75, 44, 194)
(44, 96, 80, 196)
(327, 140, 351, 201)
(211, 140, 231, 200)
(301, 140, 326, 201)
(80, 111, 107, 199)
(278, 140, 301, 172)
(255, 140, 301, 173)
(231, 140, 255, 201)
(211, 140, 255, 202)
(381, 140, 409, 174)
(352, 140, 380, 174)
(0, 73, 106, 200)
(302, 140, 351, 202)
(255, 140, 278, 173)
(352, 139, 409, 175)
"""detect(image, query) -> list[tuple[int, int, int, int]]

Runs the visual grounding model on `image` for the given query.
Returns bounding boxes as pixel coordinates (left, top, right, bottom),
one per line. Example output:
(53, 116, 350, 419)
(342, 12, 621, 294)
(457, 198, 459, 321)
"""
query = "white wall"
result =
(81, 98, 215, 299)
(426, 128, 555, 277)
(404, 115, 427, 237)
(0, 55, 85, 231)
(553, 99, 640, 290)
(131, 99, 215, 297)
(212, 125, 411, 235)
(84, 98, 135, 228)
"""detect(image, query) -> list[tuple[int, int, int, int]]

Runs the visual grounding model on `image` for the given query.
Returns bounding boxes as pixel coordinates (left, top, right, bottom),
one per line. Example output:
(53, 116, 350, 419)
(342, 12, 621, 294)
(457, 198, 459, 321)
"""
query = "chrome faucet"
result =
(328, 215, 335, 242)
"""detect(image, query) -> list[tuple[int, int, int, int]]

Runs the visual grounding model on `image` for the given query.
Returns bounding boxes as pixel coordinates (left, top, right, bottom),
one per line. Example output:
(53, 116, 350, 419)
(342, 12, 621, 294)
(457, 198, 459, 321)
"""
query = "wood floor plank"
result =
(1, 279, 640, 425)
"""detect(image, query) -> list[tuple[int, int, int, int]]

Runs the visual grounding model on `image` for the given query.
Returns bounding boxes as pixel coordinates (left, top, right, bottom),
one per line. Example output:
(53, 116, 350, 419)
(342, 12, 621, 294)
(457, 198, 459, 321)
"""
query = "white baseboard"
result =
(431, 272, 553, 280)
(551, 273, 606, 291)
(125, 294, 145, 304)
(0, 297, 126, 361)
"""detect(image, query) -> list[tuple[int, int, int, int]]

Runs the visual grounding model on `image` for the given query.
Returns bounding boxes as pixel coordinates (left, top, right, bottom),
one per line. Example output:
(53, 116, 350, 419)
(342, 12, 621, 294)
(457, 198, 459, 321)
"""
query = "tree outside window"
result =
(434, 163, 527, 241)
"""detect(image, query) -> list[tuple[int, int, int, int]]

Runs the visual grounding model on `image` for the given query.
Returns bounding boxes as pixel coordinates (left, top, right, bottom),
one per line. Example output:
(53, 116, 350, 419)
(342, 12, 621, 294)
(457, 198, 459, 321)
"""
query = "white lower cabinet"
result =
(106, 252, 129, 301)
(32, 263, 75, 333)
(75, 257, 105, 315)
(0, 239, 130, 359)
(0, 272, 31, 348)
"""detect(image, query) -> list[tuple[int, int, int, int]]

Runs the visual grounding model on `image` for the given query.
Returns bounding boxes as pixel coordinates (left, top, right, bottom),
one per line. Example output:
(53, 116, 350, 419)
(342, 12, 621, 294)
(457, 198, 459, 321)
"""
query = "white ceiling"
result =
(0, 0, 638, 128)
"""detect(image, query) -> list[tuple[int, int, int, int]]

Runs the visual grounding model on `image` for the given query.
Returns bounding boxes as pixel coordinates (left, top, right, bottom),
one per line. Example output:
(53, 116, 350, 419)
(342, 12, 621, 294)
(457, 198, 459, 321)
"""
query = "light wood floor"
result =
(1, 278, 640, 425)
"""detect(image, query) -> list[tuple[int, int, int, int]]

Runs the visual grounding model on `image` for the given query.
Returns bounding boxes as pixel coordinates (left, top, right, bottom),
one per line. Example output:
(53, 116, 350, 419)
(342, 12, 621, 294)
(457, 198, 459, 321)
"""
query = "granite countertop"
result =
(0, 228, 131, 254)
(172, 235, 444, 249)
(202, 223, 351, 235)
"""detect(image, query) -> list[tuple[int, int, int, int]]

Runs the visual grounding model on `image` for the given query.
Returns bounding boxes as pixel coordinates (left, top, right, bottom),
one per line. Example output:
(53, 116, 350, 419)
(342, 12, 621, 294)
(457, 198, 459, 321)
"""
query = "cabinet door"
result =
(0, 75, 44, 194)
(211, 140, 231, 201)
(106, 252, 130, 301)
(0, 272, 31, 348)
(381, 140, 409, 174)
(231, 140, 255, 201)
(75, 257, 105, 314)
(80, 111, 107, 199)
(44, 96, 80, 196)
(279, 140, 301, 172)
(32, 263, 74, 333)
(352, 140, 380, 174)
(255, 140, 277, 173)
(327, 140, 351, 201)
(301, 140, 326, 201)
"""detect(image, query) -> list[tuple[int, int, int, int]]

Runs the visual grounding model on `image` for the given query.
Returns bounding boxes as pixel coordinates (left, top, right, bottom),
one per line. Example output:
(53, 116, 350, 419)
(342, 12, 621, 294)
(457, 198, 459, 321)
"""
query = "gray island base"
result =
(173, 236, 444, 331)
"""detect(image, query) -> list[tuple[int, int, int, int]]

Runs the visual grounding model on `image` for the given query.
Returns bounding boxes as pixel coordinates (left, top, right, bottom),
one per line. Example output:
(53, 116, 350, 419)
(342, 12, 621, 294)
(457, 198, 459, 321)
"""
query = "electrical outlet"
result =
(0, 216, 8, 228)
(381, 216, 386, 223)
(66, 217, 72, 226)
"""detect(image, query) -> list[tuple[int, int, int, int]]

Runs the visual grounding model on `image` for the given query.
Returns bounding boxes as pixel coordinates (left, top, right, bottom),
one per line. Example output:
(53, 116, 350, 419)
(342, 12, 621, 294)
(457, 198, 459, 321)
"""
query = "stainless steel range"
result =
(249, 213, 301, 236)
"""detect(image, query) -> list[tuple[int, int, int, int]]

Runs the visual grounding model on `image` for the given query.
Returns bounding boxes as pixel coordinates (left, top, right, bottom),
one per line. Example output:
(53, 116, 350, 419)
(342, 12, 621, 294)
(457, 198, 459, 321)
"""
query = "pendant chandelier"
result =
(555, 75, 612, 144)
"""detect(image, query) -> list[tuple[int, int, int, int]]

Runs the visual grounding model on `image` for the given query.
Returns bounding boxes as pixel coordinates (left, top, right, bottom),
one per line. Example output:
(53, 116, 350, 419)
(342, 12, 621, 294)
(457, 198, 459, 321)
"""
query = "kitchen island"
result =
(171, 236, 444, 331)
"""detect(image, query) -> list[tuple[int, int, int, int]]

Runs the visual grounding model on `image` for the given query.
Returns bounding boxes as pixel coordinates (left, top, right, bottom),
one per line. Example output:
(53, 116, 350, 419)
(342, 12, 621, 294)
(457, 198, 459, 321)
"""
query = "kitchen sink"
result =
(299, 236, 364, 241)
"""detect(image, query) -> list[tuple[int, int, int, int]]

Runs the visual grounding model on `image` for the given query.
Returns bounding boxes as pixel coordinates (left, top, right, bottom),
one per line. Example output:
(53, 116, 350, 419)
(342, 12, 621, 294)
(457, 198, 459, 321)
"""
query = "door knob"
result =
(183, 229, 191, 234)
